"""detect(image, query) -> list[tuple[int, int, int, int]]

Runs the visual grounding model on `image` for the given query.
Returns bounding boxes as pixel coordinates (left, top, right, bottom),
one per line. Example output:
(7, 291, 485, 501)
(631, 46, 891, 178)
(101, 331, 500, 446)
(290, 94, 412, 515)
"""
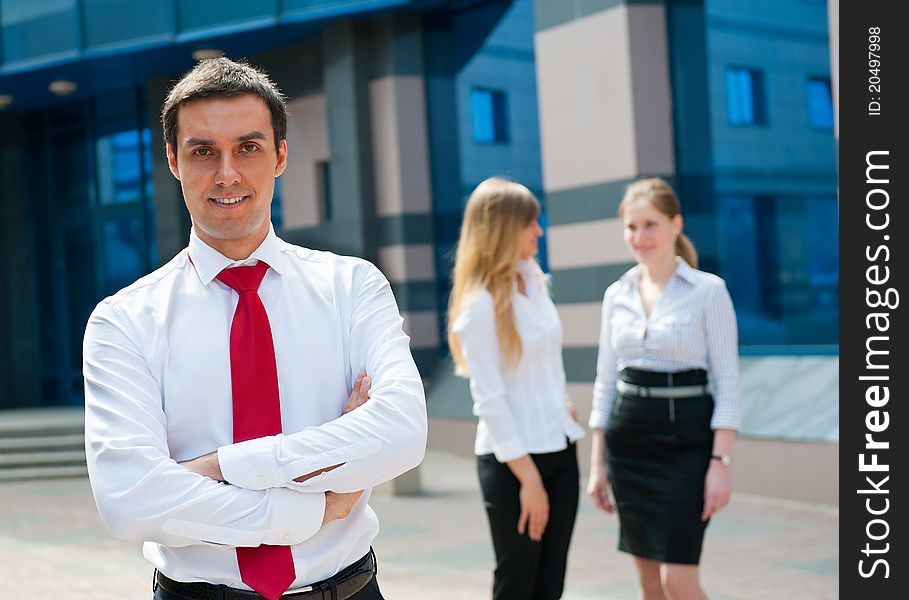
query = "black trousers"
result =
(153, 576, 382, 600)
(477, 443, 580, 600)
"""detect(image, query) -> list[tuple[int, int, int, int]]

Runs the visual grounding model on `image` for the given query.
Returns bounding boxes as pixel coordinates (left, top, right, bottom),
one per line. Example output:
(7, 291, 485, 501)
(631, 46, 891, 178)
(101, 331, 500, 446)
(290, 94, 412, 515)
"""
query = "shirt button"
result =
(256, 475, 266, 484)
(284, 534, 291, 542)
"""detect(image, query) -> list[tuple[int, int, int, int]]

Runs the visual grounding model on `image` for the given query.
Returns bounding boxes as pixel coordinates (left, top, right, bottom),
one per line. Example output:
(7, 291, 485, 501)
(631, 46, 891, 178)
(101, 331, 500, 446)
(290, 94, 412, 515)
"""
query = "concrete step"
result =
(0, 433, 85, 452)
(0, 450, 86, 468)
(0, 407, 84, 436)
(0, 408, 87, 481)
(0, 464, 88, 483)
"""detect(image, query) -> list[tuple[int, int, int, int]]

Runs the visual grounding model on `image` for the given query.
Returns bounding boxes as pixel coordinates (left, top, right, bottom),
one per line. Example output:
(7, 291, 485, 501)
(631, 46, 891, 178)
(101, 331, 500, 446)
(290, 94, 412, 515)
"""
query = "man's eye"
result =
(192, 148, 212, 156)
(240, 143, 258, 153)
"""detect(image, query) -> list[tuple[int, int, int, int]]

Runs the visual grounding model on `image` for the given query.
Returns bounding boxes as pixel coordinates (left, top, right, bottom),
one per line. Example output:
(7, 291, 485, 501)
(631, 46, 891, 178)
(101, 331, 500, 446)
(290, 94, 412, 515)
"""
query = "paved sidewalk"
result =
(0, 450, 837, 599)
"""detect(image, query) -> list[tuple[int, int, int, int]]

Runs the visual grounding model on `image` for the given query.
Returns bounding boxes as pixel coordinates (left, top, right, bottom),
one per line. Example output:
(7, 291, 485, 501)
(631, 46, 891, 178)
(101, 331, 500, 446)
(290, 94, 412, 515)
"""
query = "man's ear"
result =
(166, 144, 180, 180)
(274, 139, 288, 177)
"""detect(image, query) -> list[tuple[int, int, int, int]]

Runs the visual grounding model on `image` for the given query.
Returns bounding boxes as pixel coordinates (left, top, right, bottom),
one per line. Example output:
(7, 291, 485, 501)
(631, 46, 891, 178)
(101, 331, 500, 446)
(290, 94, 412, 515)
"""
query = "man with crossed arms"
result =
(83, 57, 427, 600)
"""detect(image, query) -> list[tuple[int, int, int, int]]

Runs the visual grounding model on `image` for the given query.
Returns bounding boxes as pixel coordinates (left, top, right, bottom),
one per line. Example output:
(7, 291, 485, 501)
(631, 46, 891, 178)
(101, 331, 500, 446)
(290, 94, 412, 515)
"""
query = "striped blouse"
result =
(588, 257, 743, 431)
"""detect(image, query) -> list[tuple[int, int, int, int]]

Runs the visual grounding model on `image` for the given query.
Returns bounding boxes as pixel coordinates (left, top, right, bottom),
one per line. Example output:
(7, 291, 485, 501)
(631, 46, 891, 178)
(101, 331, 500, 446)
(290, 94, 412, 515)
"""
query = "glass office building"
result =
(0, 0, 545, 409)
(0, 0, 837, 502)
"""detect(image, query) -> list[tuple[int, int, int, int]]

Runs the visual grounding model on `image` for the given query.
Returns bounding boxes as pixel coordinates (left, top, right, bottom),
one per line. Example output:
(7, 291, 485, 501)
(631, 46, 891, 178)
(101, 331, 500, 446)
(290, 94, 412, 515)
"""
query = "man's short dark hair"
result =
(162, 57, 288, 153)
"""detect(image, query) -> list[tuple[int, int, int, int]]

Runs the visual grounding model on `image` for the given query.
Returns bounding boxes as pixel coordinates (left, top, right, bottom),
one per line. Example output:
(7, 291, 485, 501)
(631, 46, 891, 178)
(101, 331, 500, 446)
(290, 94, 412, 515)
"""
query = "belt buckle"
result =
(283, 585, 314, 597)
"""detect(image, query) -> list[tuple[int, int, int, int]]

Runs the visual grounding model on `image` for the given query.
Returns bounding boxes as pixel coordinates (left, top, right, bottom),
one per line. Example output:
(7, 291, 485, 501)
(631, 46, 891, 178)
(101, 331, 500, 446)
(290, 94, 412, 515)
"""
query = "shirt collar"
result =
(620, 256, 697, 286)
(187, 224, 287, 286)
(515, 259, 544, 295)
(672, 256, 698, 284)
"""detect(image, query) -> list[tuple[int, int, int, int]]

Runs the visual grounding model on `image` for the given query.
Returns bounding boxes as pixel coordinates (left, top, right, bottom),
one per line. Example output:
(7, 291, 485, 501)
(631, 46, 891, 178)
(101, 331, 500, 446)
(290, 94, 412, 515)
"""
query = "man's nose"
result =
(214, 154, 241, 186)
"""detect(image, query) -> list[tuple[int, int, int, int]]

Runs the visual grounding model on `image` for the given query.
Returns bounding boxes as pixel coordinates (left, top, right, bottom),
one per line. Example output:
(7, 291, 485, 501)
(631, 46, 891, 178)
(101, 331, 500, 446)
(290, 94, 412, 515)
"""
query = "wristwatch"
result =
(711, 453, 732, 467)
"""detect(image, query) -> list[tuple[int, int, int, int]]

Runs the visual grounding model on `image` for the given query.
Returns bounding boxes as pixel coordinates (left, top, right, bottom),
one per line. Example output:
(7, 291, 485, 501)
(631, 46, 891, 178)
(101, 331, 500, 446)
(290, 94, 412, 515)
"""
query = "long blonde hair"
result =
(619, 177, 698, 268)
(448, 177, 541, 376)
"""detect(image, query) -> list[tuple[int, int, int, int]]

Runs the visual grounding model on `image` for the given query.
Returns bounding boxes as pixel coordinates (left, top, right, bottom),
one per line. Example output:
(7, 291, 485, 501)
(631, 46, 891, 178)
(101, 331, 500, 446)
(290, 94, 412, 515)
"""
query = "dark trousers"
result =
(153, 576, 383, 600)
(477, 443, 580, 600)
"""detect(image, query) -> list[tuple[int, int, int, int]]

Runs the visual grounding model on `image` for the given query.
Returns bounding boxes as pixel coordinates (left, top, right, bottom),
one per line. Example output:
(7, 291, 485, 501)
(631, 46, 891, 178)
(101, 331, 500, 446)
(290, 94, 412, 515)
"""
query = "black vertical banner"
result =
(840, 1, 908, 596)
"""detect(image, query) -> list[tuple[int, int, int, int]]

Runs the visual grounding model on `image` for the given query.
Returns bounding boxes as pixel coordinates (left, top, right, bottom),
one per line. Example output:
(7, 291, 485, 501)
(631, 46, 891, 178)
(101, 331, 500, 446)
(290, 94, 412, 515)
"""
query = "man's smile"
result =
(209, 195, 248, 206)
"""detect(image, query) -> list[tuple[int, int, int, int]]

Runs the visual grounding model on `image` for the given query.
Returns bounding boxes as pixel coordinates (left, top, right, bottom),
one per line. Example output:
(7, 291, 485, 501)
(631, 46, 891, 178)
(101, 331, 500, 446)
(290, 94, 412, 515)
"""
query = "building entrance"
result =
(19, 87, 156, 408)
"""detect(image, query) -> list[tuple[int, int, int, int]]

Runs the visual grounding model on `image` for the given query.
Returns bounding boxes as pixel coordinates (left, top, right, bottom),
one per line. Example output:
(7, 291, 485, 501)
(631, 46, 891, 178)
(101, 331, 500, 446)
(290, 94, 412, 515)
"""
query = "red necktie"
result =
(217, 262, 296, 600)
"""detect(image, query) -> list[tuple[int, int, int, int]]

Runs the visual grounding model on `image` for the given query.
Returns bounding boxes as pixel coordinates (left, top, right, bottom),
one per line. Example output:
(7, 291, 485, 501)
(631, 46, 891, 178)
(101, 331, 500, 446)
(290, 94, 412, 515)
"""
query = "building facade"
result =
(0, 0, 837, 503)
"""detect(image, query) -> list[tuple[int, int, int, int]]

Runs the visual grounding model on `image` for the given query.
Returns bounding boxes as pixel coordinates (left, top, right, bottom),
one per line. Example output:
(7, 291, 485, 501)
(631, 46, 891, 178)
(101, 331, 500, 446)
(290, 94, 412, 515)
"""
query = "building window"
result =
(316, 160, 333, 221)
(717, 194, 838, 348)
(725, 67, 767, 126)
(806, 77, 834, 130)
(470, 88, 509, 144)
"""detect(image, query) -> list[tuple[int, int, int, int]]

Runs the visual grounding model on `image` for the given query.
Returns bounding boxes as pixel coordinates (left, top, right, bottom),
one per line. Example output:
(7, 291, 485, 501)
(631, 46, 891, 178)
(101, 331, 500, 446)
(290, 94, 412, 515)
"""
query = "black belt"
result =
(154, 549, 376, 600)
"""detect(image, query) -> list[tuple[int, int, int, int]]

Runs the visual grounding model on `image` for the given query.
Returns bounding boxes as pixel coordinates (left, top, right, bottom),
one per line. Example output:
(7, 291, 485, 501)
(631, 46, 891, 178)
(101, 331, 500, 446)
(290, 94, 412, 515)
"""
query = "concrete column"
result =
(828, 0, 838, 138)
(368, 13, 439, 385)
(318, 20, 377, 262)
(533, 0, 676, 390)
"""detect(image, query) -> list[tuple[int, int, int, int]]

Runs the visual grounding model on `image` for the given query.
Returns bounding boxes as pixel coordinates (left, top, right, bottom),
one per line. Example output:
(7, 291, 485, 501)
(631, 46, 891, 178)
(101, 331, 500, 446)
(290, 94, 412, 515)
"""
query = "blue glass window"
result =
(271, 177, 283, 230)
(470, 88, 509, 144)
(1, 0, 77, 64)
(806, 77, 834, 130)
(725, 67, 767, 126)
(103, 218, 143, 294)
(82, 0, 171, 49)
(177, 0, 277, 33)
(716, 195, 838, 348)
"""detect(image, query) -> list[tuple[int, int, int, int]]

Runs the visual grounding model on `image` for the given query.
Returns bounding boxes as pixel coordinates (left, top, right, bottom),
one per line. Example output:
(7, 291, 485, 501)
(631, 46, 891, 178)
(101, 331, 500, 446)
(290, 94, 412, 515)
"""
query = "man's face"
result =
(167, 93, 287, 257)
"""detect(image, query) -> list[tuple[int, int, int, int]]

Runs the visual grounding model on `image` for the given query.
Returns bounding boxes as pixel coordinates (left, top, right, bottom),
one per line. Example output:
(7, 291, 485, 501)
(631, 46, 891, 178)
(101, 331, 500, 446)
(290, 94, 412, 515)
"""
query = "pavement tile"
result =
(0, 450, 838, 599)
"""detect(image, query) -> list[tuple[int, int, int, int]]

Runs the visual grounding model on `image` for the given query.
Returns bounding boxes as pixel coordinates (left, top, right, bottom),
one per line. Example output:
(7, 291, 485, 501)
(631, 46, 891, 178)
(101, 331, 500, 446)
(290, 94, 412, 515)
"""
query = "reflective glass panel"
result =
(1, 0, 77, 63)
(103, 217, 143, 295)
(177, 0, 277, 32)
(82, 0, 170, 48)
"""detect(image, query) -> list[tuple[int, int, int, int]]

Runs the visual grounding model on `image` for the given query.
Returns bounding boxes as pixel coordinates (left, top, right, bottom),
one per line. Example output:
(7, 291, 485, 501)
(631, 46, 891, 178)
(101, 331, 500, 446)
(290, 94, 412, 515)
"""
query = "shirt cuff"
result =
(219, 436, 284, 490)
(492, 438, 529, 463)
(710, 413, 742, 430)
(263, 488, 326, 546)
(588, 409, 609, 430)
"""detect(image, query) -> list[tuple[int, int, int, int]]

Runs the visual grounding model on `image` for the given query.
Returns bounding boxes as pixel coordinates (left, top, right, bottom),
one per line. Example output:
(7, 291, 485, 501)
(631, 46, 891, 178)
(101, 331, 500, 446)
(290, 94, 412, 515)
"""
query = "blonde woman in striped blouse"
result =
(586, 178, 742, 600)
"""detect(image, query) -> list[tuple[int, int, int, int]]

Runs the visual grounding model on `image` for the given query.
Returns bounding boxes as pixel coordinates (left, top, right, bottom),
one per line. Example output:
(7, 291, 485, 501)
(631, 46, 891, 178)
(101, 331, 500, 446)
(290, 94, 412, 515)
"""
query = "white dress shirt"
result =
(588, 257, 742, 431)
(82, 225, 427, 589)
(451, 260, 585, 463)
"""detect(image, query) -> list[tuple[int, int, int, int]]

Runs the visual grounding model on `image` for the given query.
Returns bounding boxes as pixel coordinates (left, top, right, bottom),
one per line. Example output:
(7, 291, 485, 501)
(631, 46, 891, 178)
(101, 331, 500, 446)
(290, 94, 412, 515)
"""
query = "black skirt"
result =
(604, 367, 714, 565)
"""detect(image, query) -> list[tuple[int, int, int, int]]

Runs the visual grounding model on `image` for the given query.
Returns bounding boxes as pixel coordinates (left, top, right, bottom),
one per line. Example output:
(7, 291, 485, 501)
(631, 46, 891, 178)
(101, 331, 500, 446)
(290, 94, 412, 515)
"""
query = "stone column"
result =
(533, 0, 677, 400)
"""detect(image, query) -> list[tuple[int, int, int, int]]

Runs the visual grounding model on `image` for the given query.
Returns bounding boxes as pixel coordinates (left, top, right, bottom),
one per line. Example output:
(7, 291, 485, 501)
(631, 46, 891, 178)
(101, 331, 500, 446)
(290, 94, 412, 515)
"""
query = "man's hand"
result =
(179, 452, 224, 482)
(322, 490, 365, 525)
(183, 373, 374, 484)
(293, 372, 373, 483)
(343, 370, 371, 414)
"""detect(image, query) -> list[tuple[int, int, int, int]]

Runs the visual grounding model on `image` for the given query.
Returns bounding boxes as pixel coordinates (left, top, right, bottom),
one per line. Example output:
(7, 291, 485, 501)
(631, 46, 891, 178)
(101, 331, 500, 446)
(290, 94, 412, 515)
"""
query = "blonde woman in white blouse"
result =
(586, 178, 742, 600)
(449, 178, 585, 600)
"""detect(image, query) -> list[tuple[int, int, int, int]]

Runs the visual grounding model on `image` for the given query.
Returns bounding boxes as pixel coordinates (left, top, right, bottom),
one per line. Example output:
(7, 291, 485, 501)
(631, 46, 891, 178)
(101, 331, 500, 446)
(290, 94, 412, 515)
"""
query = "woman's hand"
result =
(586, 463, 615, 514)
(517, 477, 550, 542)
(701, 460, 732, 521)
(566, 400, 578, 423)
(506, 455, 549, 542)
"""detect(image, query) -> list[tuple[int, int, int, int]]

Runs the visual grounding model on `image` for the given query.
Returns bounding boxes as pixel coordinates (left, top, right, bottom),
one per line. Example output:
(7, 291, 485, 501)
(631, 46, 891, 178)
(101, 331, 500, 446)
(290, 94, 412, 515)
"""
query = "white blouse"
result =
(452, 260, 585, 462)
(588, 258, 743, 431)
